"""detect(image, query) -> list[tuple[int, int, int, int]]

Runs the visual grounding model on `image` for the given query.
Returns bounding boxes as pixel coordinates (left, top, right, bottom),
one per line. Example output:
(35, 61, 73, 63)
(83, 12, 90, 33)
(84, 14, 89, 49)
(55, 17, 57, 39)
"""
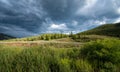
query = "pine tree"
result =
(70, 31, 73, 38)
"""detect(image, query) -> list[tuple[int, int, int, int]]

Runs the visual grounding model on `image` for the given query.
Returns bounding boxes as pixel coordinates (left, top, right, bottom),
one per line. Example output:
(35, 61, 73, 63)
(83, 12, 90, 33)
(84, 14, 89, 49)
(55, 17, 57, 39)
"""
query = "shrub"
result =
(81, 39, 120, 72)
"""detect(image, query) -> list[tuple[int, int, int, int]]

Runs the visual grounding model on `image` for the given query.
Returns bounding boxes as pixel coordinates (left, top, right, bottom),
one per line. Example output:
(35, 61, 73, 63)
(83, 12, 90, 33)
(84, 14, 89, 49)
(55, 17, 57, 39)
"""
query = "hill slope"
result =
(9, 33, 69, 41)
(0, 33, 15, 40)
(78, 23, 120, 37)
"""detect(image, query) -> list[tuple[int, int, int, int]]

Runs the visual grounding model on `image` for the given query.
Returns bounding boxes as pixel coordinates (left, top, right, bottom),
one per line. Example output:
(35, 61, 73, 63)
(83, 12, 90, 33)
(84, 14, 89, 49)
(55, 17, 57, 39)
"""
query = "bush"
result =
(81, 39, 120, 72)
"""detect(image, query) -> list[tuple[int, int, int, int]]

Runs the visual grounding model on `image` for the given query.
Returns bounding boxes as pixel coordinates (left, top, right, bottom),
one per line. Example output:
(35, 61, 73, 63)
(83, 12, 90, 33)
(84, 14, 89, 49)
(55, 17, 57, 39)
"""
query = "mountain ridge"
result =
(0, 33, 15, 40)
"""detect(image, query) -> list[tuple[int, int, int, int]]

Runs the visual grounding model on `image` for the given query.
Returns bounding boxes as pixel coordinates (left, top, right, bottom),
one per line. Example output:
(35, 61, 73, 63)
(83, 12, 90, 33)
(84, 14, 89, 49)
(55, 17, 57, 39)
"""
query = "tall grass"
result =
(0, 39, 120, 72)
(0, 45, 92, 72)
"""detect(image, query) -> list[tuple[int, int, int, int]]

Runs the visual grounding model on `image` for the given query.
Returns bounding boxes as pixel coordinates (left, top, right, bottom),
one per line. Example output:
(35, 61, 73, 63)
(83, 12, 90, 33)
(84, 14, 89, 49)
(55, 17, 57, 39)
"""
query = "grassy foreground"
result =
(0, 39, 120, 72)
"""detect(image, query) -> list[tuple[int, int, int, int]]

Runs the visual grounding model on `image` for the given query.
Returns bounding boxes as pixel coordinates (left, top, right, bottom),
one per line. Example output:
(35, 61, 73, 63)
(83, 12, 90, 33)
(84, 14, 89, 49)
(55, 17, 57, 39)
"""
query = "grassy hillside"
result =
(78, 23, 120, 37)
(3, 23, 120, 42)
(6, 33, 115, 43)
(0, 33, 15, 40)
(70, 35, 113, 42)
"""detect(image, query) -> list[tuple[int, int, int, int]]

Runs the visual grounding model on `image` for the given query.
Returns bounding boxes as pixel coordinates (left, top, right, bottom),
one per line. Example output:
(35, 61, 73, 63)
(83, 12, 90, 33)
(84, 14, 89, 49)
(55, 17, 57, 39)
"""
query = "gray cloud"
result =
(0, 0, 120, 37)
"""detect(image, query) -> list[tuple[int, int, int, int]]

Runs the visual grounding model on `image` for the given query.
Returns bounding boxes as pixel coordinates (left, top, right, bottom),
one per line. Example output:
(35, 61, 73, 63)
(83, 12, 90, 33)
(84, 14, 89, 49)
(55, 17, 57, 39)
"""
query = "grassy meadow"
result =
(0, 38, 120, 72)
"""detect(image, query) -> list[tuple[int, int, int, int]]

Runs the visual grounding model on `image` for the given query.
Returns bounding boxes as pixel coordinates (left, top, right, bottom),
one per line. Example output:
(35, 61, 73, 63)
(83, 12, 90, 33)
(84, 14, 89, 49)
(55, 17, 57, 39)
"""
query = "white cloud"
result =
(94, 20, 106, 25)
(117, 8, 120, 14)
(82, 0, 97, 9)
(49, 23, 68, 30)
(76, 0, 118, 17)
(83, 19, 106, 26)
(114, 18, 120, 23)
(76, 0, 97, 16)
(72, 20, 78, 26)
(78, 19, 107, 32)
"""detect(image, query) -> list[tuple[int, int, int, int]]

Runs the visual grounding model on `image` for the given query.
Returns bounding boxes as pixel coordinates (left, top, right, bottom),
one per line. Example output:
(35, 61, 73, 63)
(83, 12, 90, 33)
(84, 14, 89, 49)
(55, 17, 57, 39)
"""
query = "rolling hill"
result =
(78, 23, 120, 37)
(3, 23, 120, 42)
(8, 33, 69, 41)
(0, 33, 15, 40)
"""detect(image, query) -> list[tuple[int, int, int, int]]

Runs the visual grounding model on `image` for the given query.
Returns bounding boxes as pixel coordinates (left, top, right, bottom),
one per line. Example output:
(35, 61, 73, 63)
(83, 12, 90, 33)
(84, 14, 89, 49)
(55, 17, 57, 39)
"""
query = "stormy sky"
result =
(0, 0, 120, 37)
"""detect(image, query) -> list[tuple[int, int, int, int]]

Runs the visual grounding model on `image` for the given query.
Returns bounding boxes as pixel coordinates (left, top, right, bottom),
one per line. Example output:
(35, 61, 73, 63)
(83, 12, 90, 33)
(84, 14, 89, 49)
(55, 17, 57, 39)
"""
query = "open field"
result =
(0, 39, 120, 72)
(0, 40, 84, 48)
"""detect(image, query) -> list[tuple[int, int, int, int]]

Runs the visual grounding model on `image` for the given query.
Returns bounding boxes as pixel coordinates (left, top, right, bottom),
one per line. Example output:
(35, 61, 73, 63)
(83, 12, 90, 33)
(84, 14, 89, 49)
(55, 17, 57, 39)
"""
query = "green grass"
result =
(71, 35, 115, 42)
(0, 38, 120, 72)
(0, 45, 92, 72)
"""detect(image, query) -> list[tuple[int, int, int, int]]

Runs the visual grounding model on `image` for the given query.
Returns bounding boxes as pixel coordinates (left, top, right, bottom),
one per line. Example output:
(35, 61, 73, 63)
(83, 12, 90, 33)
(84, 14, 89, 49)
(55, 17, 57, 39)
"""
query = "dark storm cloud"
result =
(41, 0, 85, 20)
(0, 0, 120, 37)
